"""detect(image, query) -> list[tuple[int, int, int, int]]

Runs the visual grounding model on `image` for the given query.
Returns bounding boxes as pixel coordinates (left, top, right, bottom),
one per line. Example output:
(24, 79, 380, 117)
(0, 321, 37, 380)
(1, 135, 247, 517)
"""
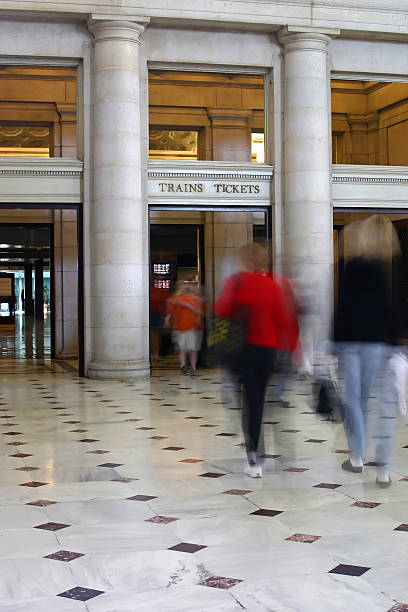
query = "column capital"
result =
(88, 15, 150, 44)
(277, 26, 339, 52)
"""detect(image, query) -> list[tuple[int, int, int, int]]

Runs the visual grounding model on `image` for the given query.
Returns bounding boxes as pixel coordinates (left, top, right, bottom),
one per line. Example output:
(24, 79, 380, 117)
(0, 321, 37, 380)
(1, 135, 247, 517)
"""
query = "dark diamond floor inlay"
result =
(285, 533, 321, 543)
(199, 472, 225, 478)
(146, 515, 179, 524)
(222, 489, 252, 495)
(162, 446, 185, 451)
(250, 509, 283, 517)
(26, 499, 57, 507)
(394, 524, 408, 532)
(44, 550, 85, 562)
(168, 542, 207, 553)
(352, 501, 380, 509)
(111, 477, 138, 483)
(34, 522, 70, 531)
(313, 483, 341, 489)
(98, 462, 123, 468)
(329, 564, 370, 576)
(200, 576, 242, 589)
(57, 587, 105, 601)
(127, 494, 157, 502)
(283, 467, 309, 472)
(20, 481, 48, 488)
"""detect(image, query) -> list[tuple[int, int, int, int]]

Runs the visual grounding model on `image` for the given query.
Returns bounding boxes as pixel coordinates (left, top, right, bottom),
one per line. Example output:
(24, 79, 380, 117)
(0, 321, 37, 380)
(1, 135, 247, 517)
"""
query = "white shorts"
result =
(172, 330, 203, 351)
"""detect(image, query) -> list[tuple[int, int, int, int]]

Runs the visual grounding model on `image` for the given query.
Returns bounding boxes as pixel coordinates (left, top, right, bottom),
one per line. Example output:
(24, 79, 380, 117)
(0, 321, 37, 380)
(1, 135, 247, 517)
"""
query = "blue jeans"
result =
(341, 342, 395, 469)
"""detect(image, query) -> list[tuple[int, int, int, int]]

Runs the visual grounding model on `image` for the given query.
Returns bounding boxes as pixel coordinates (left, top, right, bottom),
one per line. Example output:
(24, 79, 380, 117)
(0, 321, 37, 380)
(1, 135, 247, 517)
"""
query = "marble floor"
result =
(0, 314, 77, 374)
(0, 367, 407, 611)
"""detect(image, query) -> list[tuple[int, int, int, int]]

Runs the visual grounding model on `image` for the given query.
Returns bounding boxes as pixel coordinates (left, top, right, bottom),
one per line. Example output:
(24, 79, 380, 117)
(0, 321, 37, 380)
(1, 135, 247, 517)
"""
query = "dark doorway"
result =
(0, 204, 84, 376)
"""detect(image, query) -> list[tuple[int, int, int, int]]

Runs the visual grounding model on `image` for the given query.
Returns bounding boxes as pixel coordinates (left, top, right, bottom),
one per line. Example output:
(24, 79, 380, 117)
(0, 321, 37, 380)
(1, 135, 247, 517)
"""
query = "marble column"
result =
(87, 18, 150, 380)
(278, 28, 336, 344)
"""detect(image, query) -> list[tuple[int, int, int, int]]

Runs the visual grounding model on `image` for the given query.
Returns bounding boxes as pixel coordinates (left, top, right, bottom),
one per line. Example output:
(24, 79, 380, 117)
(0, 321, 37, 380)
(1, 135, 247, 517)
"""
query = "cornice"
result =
(0, 2, 407, 40)
(333, 164, 408, 184)
(148, 161, 274, 181)
(0, 158, 83, 178)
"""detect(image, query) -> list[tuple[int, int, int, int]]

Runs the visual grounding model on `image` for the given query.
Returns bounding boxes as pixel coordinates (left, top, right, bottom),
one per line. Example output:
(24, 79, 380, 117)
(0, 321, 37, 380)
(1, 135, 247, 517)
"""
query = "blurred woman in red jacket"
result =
(215, 243, 299, 478)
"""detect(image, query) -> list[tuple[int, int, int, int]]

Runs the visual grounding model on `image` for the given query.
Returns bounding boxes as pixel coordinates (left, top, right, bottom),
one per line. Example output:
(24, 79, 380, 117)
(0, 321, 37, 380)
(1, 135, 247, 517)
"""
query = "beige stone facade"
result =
(0, 1, 407, 378)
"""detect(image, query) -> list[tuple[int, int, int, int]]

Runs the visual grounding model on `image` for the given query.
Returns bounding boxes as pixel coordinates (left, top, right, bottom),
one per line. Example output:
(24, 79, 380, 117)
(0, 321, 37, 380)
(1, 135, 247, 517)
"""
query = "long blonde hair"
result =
(345, 215, 400, 260)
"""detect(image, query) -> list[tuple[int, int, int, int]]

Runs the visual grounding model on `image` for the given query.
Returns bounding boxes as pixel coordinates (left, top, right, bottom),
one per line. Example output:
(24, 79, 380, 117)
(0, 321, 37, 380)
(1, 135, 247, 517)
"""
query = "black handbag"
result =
(207, 275, 246, 371)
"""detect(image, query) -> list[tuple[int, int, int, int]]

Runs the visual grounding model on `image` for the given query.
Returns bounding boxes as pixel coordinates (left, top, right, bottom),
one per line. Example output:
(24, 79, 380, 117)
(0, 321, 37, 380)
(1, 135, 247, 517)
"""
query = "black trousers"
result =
(241, 344, 275, 461)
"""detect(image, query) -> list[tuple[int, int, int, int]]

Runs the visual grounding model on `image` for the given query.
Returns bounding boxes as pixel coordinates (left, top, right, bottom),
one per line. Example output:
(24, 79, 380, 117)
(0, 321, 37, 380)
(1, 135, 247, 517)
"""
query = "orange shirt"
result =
(167, 294, 204, 331)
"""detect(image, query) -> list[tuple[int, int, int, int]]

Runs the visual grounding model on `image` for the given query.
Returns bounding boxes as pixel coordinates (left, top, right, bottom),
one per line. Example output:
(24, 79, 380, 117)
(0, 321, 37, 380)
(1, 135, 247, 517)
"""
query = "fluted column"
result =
(87, 18, 150, 380)
(278, 28, 335, 344)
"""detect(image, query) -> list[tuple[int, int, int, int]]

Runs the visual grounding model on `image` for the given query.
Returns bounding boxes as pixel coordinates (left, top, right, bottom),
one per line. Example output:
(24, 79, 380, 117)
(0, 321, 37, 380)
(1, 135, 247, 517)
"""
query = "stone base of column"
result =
(87, 360, 150, 380)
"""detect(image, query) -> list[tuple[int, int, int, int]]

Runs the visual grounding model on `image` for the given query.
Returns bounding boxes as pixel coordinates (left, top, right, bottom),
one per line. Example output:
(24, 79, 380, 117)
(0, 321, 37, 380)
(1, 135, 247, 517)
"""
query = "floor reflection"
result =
(0, 313, 77, 374)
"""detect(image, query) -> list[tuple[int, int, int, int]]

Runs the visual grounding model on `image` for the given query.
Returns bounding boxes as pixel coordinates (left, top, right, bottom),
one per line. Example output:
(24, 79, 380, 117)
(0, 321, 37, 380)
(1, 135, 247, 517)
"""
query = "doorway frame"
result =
(148, 204, 272, 368)
(0, 202, 84, 376)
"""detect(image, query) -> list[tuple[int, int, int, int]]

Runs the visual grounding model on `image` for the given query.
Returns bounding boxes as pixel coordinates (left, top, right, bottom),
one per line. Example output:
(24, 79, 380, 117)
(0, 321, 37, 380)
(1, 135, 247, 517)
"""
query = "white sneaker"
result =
(245, 463, 262, 478)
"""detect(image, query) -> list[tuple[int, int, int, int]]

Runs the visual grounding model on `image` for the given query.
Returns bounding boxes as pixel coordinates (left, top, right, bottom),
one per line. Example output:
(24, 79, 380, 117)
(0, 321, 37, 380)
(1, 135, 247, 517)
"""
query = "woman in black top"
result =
(335, 215, 401, 487)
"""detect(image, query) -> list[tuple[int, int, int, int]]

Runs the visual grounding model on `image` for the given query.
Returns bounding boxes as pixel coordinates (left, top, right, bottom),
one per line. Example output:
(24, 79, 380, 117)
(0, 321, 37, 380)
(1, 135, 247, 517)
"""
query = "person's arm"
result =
(272, 282, 299, 352)
(214, 275, 239, 318)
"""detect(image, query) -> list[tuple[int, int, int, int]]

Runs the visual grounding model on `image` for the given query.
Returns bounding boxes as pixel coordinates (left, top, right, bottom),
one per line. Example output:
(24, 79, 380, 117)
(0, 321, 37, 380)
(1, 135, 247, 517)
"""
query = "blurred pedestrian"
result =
(335, 215, 402, 486)
(165, 281, 204, 377)
(150, 283, 170, 361)
(215, 243, 299, 477)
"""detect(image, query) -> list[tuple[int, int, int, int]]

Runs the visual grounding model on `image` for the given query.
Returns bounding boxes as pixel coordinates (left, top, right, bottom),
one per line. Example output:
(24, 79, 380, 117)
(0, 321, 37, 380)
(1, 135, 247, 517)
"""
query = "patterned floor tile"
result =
(259, 454, 281, 459)
(313, 483, 341, 489)
(146, 516, 179, 524)
(199, 472, 226, 478)
(44, 550, 85, 562)
(57, 587, 105, 601)
(168, 542, 207, 553)
(98, 462, 123, 468)
(200, 576, 242, 589)
(216, 433, 236, 437)
(283, 467, 309, 472)
(285, 533, 321, 543)
(250, 509, 283, 517)
(78, 438, 100, 443)
(387, 605, 408, 612)
(329, 564, 370, 576)
(394, 524, 408, 532)
(34, 522, 70, 531)
(127, 495, 157, 502)
(20, 481, 49, 488)
(222, 489, 252, 495)
(352, 501, 381, 508)
(10, 452, 32, 458)
(162, 446, 185, 451)
(26, 499, 58, 507)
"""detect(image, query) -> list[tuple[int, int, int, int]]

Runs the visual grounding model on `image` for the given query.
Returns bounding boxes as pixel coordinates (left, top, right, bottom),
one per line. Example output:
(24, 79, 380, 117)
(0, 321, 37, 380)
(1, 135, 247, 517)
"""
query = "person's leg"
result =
(151, 330, 160, 360)
(242, 366, 263, 460)
(343, 343, 365, 468)
(242, 347, 274, 468)
(371, 345, 396, 484)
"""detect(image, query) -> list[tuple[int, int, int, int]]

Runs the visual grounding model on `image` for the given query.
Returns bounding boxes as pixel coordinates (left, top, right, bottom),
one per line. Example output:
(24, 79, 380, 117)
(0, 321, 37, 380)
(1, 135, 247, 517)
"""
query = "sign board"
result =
(148, 161, 274, 206)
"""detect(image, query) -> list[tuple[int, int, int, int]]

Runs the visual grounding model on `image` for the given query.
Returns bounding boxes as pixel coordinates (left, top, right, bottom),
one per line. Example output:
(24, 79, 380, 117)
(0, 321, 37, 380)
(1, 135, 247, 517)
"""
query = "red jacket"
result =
(214, 272, 298, 351)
